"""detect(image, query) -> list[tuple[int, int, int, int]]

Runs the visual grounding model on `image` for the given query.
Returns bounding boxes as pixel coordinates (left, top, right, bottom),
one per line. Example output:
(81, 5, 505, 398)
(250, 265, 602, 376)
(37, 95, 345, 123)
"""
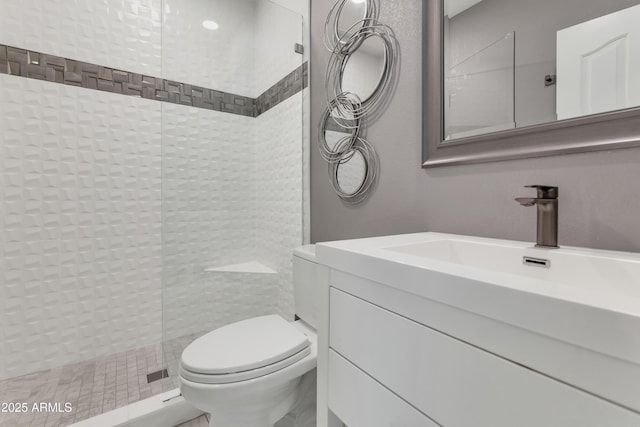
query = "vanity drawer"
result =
(329, 349, 437, 427)
(329, 288, 640, 427)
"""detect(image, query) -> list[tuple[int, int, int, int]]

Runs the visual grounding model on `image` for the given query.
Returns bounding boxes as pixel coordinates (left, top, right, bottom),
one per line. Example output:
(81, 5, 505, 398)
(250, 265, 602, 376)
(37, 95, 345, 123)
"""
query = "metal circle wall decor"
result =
(328, 137, 378, 203)
(318, 96, 362, 162)
(319, 0, 397, 203)
(323, 0, 379, 53)
(326, 20, 396, 118)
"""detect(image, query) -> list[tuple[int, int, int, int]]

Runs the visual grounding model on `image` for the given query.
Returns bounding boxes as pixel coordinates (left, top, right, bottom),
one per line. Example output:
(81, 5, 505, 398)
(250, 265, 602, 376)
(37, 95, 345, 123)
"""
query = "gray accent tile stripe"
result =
(255, 62, 308, 116)
(0, 43, 307, 118)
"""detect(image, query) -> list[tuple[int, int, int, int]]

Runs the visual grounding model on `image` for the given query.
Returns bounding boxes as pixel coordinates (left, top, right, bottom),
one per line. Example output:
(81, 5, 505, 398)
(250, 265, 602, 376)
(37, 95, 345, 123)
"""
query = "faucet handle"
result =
(525, 185, 558, 199)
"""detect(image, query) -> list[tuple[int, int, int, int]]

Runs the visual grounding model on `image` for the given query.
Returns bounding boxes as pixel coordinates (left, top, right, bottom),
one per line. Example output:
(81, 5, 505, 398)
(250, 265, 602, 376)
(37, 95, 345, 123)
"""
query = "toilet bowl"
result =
(179, 245, 318, 427)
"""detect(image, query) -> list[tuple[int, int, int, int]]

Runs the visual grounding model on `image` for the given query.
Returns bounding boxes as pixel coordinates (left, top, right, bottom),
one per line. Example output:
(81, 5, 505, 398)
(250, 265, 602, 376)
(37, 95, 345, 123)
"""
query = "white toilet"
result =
(179, 245, 319, 427)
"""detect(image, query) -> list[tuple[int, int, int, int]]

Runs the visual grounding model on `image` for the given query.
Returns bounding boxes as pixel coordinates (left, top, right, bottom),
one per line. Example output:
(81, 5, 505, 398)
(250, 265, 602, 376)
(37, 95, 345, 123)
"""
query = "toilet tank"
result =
(292, 245, 319, 330)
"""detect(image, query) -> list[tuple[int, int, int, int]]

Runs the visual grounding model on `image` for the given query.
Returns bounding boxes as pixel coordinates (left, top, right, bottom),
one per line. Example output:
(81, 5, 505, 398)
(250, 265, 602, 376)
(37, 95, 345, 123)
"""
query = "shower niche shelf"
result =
(203, 261, 277, 274)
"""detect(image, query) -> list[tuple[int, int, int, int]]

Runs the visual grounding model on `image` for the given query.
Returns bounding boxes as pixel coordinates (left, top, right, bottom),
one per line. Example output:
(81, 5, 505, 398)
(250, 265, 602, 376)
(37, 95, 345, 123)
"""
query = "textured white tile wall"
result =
(302, 87, 311, 245)
(162, 0, 303, 98)
(0, 74, 163, 380)
(161, 92, 305, 338)
(0, 79, 304, 378)
(261, 1, 310, 246)
(254, 0, 304, 96)
(254, 5, 307, 321)
(0, 0, 307, 380)
(268, 0, 310, 241)
(161, 1, 305, 338)
(0, 0, 162, 76)
(254, 92, 304, 320)
(162, 0, 257, 96)
(162, 272, 279, 340)
(161, 103, 256, 270)
(160, 103, 278, 340)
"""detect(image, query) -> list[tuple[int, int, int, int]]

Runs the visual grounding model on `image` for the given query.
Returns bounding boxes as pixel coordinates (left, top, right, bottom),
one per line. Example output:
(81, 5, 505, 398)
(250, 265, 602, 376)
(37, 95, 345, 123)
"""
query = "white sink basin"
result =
(316, 232, 640, 413)
(385, 238, 640, 299)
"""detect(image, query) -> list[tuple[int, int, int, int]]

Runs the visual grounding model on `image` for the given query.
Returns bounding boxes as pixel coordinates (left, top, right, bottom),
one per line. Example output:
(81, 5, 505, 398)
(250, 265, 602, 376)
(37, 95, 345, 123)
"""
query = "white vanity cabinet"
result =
(315, 233, 640, 427)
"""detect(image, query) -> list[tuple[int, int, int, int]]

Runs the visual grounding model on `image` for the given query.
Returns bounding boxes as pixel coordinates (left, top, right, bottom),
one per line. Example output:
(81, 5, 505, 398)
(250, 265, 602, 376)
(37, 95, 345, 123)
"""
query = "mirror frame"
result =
(423, 0, 640, 168)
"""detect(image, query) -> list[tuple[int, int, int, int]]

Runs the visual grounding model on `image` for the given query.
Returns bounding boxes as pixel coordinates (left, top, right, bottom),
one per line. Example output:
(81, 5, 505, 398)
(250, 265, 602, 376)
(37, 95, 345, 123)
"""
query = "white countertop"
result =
(316, 232, 640, 365)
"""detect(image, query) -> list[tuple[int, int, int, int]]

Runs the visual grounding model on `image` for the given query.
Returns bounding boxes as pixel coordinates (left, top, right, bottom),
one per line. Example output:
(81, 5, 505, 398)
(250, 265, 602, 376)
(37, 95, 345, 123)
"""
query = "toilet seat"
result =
(180, 315, 311, 384)
(180, 346, 311, 384)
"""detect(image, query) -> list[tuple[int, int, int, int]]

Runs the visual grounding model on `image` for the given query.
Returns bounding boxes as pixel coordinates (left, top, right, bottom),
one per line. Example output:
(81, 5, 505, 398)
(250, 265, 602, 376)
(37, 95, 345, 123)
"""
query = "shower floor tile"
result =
(0, 334, 201, 427)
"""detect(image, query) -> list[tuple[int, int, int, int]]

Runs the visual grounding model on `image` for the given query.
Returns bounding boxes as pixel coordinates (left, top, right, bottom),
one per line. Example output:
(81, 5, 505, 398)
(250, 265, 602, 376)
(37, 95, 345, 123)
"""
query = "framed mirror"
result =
(423, 0, 640, 167)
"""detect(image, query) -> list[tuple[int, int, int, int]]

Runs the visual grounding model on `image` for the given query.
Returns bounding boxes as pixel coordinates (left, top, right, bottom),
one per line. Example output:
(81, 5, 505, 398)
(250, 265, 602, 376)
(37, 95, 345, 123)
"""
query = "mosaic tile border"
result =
(255, 62, 308, 116)
(0, 43, 307, 118)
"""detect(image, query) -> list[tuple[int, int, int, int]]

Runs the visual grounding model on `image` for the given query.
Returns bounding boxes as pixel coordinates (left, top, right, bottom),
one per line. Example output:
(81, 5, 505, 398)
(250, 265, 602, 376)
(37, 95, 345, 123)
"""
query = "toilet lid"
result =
(179, 346, 311, 384)
(181, 315, 310, 375)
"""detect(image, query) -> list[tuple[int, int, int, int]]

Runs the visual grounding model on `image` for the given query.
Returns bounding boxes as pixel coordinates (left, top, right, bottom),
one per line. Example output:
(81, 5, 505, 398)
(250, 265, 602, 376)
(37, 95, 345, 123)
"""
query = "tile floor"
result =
(0, 333, 201, 427)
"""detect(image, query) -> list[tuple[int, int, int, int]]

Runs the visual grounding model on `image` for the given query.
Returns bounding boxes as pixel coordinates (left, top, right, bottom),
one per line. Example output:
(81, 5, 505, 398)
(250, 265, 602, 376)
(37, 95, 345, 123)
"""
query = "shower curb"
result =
(68, 388, 203, 427)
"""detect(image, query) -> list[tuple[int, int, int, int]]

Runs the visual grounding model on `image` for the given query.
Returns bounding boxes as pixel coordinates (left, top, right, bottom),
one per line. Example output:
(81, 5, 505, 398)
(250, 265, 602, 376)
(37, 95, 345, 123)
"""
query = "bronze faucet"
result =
(515, 185, 559, 248)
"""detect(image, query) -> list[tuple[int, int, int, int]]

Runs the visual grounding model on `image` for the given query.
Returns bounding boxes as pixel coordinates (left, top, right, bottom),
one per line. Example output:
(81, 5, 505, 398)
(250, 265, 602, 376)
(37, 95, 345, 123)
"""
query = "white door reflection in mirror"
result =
(557, 4, 640, 120)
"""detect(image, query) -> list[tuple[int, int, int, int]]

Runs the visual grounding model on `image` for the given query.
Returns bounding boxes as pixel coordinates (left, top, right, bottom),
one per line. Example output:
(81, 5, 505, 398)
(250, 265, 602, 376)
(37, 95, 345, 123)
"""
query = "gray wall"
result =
(310, 0, 640, 253)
